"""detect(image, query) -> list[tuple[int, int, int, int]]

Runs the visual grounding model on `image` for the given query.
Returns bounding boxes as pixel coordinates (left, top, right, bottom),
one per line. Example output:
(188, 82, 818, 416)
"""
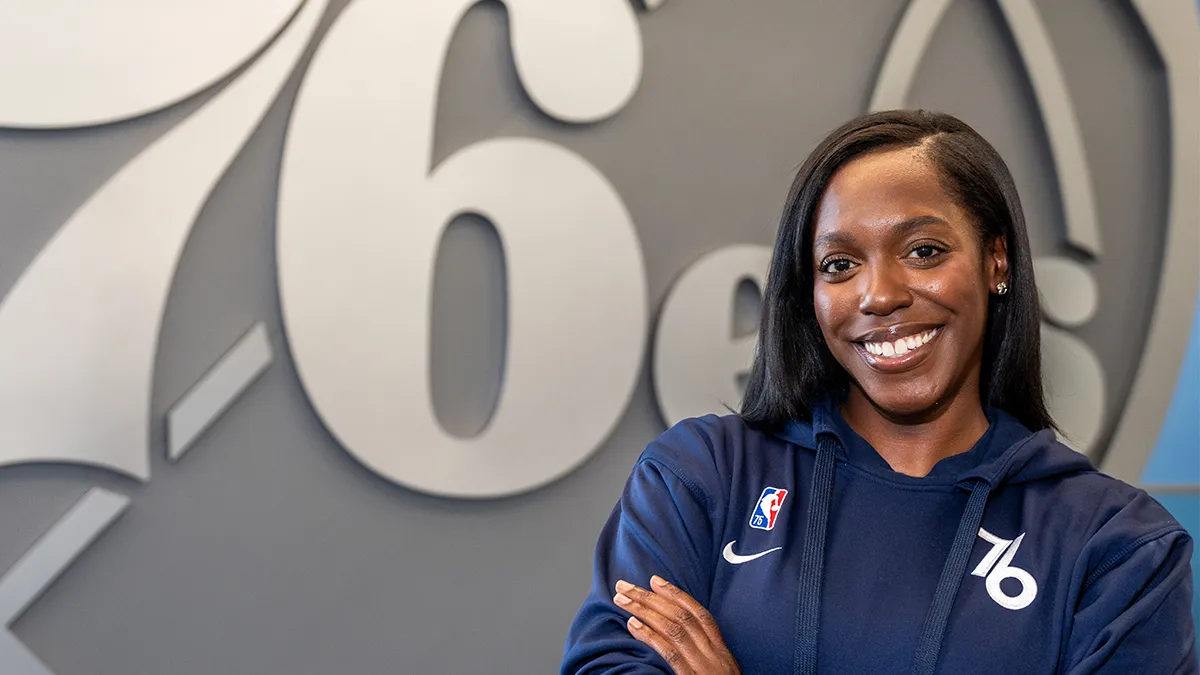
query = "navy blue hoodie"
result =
(562, 398, 1197, 674)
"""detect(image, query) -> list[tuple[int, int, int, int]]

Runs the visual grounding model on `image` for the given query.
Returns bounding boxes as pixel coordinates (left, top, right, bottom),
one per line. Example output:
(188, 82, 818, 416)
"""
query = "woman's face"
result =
(810, 146, 1007, 419)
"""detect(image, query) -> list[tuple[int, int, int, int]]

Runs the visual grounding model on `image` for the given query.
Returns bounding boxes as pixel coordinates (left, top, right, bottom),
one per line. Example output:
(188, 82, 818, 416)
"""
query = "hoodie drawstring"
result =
(908, 480, 992, 675)
(793, 435, 838, 675)
(791, 438, 995, 675)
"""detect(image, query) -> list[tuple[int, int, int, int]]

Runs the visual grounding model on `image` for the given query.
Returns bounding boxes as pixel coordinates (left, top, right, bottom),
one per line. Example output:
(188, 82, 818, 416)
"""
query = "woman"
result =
(561, 110, 1196, 674)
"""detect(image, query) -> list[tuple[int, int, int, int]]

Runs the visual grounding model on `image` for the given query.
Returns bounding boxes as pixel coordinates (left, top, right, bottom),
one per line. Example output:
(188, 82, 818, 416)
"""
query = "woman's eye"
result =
(909, 244, 944, 260)
(820, 258, 854, 274)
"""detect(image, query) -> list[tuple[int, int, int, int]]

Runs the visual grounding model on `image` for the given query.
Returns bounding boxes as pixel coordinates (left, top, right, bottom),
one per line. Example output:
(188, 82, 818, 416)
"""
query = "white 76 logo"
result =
(972, 528, 1039, 611)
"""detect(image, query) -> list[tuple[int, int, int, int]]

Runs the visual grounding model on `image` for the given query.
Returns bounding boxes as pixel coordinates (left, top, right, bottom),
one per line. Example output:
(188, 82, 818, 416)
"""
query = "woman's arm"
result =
(561, 419, 730, 674)
(1062, 492, 1197, 674)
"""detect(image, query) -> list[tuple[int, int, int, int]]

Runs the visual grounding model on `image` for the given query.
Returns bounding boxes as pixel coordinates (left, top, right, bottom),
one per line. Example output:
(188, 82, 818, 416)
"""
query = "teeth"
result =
(863, 328, 938, 359)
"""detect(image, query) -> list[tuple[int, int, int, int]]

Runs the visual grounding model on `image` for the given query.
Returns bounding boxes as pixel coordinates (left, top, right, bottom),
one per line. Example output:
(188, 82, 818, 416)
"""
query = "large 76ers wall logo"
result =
(0, 0, 651, 500)
(0, 1, 1196, 669)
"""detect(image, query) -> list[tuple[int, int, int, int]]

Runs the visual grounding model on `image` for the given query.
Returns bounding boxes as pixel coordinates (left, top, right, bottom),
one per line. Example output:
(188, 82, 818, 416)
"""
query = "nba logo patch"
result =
(749, 487, 788, 531)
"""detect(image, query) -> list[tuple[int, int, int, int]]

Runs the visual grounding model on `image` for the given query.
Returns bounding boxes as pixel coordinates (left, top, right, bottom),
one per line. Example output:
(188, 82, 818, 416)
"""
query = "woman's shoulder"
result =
(642, 413, 790, 465)
(1037, 452, 1169, 518)
(629, 414, 797, 519)
(1004, 430, 1164, 522)
(631, 414, 791, 492)
(1031, 458, 1191, 562)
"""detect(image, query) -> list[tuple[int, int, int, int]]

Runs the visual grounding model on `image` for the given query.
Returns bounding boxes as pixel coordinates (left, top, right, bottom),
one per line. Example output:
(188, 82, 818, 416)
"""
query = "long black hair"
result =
(740, 109, 1054, 432)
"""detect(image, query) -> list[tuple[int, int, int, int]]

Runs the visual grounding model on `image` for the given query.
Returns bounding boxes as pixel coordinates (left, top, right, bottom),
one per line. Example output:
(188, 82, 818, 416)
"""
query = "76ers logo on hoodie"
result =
(749, 487, 788, 531)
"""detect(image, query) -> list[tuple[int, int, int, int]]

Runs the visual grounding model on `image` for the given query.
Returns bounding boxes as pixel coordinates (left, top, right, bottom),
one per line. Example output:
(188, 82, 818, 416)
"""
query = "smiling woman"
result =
(561, 110, 1196, 675)
(804, 139, 1022, 476)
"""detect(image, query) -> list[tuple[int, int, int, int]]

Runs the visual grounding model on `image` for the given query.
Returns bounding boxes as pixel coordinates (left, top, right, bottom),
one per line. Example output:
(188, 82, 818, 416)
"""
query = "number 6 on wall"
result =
(277, 0, 649, 498)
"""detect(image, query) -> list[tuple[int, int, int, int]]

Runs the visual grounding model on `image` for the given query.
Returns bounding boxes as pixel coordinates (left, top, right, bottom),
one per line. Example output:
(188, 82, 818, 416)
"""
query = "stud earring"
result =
(996, 282, 1009, 295)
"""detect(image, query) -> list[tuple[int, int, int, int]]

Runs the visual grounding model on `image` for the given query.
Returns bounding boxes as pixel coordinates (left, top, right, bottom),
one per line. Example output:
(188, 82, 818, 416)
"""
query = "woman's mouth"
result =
(861, 327, 939, 358)
(854, 327, 941, 372)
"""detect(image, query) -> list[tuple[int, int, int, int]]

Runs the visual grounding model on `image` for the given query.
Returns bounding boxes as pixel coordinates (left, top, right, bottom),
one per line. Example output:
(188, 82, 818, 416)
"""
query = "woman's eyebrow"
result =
(813, 215, 949, 252)
(813, 230, 855, 251)
(893, 214, 950, 233)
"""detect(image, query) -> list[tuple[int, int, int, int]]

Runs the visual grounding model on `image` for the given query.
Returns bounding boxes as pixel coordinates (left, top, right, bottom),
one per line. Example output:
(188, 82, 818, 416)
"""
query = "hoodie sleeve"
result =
(560, 419, 727, 675)
(1062, 492, 1197, 674)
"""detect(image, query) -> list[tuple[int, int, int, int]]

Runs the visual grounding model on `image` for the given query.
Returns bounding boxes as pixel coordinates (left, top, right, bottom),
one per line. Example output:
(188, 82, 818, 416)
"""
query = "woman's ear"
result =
(989, 235, 1010, 292)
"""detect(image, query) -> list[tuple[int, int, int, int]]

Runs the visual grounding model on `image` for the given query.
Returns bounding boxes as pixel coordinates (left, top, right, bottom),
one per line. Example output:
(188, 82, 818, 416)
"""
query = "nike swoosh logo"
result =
(722, 541, 783, 564)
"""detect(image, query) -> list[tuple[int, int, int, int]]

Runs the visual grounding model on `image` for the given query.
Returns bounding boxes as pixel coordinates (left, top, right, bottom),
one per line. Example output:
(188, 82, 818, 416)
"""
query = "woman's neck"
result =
(840, 387, 991, 477)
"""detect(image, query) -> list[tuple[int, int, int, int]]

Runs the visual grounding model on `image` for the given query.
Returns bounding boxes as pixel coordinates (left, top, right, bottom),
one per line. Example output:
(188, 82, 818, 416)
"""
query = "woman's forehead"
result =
(813, 149, 967, 243)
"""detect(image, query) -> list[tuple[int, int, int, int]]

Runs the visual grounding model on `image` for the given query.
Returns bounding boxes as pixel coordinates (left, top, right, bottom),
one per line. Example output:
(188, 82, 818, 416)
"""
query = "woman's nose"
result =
(858, 261, 914, 316)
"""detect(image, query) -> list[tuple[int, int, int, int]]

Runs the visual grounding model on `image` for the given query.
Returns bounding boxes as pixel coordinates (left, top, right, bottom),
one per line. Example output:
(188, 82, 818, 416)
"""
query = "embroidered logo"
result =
(972, 528, 1039, 610)
(749, 487, 788, 531)
(721, 541, 783, 565)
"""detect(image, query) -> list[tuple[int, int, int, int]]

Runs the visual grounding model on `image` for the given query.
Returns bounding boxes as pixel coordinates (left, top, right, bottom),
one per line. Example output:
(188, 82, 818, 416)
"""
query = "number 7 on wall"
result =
(0, 0, 326, 480)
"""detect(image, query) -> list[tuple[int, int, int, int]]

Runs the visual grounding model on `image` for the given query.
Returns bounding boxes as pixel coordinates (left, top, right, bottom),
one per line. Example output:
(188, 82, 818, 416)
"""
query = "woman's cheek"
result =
(812, 285, 848, 339)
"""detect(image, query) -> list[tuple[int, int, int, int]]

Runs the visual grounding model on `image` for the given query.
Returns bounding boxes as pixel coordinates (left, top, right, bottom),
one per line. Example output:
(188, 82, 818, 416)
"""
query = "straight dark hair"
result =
(740, 109, 1054, 432)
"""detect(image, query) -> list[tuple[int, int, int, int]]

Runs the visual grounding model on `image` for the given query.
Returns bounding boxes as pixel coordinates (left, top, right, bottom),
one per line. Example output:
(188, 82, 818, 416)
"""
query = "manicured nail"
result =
(615, 580, 634, 593)
(650, 575, 669, 589)
(614, 593, 631, 606)
(628, 616, 644, 630)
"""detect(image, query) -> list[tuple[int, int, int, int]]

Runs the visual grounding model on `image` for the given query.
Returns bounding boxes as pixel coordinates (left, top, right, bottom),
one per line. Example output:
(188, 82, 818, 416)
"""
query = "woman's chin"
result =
(855, 383, 948, 421)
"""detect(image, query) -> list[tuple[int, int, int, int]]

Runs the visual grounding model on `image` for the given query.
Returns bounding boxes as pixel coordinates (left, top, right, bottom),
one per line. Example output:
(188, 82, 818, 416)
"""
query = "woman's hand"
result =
(614, 576, 741, 675)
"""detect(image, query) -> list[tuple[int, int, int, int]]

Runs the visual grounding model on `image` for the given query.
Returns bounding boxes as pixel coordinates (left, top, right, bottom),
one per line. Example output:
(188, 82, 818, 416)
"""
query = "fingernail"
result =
(613, 593, 631, 606)
(628, 616, 644, 629)
(650, 575, 668, 589)
(615, 580, 634, 593)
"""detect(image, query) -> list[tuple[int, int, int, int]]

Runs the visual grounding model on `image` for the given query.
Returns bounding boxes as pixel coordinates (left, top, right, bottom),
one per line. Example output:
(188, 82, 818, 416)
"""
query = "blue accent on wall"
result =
(1144, 288, 1200, 485)
(1143, 282, 1200, 647)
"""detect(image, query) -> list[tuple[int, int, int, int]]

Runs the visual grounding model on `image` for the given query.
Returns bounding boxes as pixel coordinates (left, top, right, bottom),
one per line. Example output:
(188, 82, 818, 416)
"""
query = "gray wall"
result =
(0, 1, 1185, 673)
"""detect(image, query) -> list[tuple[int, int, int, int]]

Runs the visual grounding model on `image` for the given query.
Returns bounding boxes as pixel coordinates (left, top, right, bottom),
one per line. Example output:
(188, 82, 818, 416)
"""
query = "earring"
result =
(996, 282, 1009, 295)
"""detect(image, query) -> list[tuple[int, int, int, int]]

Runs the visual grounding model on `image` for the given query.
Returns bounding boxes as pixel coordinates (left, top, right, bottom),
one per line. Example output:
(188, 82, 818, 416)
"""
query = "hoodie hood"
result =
(774, 395, 1096, 489)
